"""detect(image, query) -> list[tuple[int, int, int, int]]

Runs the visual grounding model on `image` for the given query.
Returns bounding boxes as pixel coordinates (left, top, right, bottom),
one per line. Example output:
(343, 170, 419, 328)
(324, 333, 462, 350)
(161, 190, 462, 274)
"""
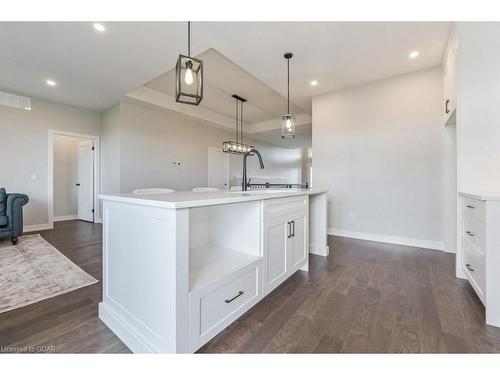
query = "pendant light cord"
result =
(287, 57, 290, 114)
(187, 21, 191, 57)
(241, 100, 244, 144)
(235, 97, 238, 142)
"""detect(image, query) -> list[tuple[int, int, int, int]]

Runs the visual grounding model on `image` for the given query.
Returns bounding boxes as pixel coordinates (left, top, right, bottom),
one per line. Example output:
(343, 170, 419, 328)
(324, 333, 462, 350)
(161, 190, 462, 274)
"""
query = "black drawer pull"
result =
(466, 264, 475, 272)
(466, 231, 475, 237)
(466, 205, 475, 209)
(225, 291, 244, 304)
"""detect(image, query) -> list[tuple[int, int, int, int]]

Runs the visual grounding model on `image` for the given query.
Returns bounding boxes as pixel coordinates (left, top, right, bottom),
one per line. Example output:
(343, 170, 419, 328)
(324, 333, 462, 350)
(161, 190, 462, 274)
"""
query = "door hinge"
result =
(92, 209, 94, 213)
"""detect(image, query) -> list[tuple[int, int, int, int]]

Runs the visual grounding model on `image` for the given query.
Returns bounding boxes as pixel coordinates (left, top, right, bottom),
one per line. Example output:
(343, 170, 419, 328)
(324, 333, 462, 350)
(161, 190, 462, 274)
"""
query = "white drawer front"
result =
(461, 197, 486, 223)
(462, 214, 486, 254)
(462, 237, 485, 299)
(263, 195, 307, 220)
(199, 267, 258, 336)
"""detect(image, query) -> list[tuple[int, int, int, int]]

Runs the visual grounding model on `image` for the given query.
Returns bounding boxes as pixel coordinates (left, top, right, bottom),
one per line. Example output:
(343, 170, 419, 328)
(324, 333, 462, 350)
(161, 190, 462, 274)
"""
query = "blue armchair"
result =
(0, 188, 29, 245)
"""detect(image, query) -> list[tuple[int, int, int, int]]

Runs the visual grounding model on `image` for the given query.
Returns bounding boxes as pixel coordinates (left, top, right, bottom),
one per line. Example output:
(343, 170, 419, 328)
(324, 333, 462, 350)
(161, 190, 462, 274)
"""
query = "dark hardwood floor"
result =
(0, 220, 130, 353)
(1, 220, 500, 353)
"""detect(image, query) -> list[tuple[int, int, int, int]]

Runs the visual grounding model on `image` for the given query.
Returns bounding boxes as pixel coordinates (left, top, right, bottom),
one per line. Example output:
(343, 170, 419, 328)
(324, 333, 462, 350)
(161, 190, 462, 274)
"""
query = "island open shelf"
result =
(188, 201, 262, 292)
(189, 245, 260, 291)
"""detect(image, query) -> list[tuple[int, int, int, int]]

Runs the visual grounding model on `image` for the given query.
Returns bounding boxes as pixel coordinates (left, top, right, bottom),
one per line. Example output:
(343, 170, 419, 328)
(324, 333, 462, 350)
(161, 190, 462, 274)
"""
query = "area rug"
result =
(0, 234, 98, 314)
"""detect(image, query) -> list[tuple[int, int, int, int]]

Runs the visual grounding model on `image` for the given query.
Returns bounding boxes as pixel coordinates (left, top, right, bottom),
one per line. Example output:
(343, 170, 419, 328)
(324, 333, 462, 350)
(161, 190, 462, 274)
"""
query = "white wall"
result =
(102, 100, 307, 193)
(1, 94, 305, 227)
(0, 96, 100, 227)
(313, 67, 445, 249)
(457, 23, 500, 191)
(100, 103, 121, 195)
(53, 135, 81, 217)
(228, 144, 305, 187)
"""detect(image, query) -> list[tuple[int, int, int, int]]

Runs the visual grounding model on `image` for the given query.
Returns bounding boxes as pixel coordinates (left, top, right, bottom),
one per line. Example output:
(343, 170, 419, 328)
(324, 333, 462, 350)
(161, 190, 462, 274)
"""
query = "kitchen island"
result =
(98, 188, 328, 353)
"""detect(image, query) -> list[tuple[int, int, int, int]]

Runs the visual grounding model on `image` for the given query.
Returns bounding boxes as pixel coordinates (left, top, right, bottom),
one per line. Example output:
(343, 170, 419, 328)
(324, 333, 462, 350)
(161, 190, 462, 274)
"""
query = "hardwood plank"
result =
(2, 220, 500, 354)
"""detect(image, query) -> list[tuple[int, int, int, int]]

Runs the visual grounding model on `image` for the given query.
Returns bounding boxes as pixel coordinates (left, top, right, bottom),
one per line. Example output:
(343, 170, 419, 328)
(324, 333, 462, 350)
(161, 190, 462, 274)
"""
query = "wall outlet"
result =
(30, 173, 38, 181)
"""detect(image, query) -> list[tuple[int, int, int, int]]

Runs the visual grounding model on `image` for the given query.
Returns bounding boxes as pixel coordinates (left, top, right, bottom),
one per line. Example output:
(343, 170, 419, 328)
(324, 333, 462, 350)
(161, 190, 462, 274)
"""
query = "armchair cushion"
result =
(0, 191, 29, 240)
(0, 188, 6, 216)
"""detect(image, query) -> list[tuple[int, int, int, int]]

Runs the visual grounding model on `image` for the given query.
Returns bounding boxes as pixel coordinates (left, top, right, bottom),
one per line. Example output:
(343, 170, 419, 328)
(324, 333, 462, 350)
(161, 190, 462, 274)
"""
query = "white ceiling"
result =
(145, 48, 305, 124)
(0, 22, 452, 112)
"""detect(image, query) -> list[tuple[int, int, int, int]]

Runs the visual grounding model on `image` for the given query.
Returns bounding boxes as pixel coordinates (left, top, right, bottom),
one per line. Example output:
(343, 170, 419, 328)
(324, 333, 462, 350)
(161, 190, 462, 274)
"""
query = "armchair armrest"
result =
(6, 193, 29, 236)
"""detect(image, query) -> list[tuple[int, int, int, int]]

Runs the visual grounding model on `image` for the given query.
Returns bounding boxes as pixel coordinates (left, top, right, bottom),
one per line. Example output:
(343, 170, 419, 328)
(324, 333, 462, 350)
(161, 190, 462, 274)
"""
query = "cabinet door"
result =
(448, 47, 457, 113)
(289, 213, 308, 270)
(263, 216, 290, 293)
(444, 42, 458, 122)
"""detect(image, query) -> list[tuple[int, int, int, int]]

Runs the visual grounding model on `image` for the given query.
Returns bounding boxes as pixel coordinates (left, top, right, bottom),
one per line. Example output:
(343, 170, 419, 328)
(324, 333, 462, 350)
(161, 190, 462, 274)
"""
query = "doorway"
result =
(48, 130, 100, 228)
(208, 147, 229, 189)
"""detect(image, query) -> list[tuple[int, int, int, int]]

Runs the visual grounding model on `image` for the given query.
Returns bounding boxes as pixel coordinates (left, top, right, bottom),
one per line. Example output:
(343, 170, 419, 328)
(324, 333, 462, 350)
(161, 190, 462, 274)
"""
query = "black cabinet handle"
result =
(466, 264, 475, 272)
(466, 231, 475, 237)
(291, 220, 295, 237)
(445, 99, 450, 114)
(225, 291, 244, 304)
(76, 183, 81, 186)
(466, 205, 475, 209)
(287, 222, 292, 238)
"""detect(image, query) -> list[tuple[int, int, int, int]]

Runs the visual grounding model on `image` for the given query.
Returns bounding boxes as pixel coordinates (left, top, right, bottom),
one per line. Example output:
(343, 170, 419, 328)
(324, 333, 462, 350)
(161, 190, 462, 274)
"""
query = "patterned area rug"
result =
(0, 234, 98, 314)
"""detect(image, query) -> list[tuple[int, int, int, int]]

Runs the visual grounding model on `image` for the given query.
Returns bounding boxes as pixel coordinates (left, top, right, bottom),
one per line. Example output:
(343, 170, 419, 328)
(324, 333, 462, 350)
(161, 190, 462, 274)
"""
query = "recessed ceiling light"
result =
(45, 79, 57, 87)
(310, 80, 319, 86)
(409, 51, 420, 59)
(93, 23, 106, 33)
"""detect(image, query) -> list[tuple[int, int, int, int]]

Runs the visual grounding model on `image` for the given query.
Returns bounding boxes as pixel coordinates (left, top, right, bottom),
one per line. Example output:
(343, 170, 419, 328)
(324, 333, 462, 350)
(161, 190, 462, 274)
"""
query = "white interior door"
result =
(208, 148, 229, 189)
(77, 140, 94, 222)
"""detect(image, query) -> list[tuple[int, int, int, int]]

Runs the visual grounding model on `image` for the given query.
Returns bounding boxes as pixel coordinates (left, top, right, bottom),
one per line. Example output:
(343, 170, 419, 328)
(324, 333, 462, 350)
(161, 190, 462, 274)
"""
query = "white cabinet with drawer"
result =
(462, 238, 485, 298)
(189, 262, 260, 351)
(462, 214, 486, 254)
(459, 192, 500, 327)
(262, 196, 308, 295)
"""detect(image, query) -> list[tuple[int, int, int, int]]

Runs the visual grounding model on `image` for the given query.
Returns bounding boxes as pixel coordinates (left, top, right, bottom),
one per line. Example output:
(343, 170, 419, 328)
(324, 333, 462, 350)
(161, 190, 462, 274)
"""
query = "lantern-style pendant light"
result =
(281, 52, 296, 139)
(175, 21, 203, 105)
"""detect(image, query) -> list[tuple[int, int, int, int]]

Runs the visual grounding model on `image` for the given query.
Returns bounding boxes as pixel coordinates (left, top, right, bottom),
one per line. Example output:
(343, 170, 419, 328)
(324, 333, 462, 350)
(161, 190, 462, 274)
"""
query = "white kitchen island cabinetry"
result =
(98, 189, 328, 353)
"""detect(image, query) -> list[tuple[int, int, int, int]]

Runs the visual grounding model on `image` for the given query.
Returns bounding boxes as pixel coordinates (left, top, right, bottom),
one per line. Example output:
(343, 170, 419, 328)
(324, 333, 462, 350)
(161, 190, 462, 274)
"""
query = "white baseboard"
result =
(24, 223, 52, 233)
(309, 244, 330, 256)
(328, 228, 444, 251)
(98, 302, 160, 353)
(53, 215, 78, 222)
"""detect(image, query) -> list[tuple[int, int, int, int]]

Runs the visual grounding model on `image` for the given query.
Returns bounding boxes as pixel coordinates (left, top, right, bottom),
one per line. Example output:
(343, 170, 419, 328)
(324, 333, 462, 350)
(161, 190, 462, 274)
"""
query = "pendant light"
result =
(281, 52, 296, 139)
(222, 95, 255, 155)
(175, 21, 203, 105)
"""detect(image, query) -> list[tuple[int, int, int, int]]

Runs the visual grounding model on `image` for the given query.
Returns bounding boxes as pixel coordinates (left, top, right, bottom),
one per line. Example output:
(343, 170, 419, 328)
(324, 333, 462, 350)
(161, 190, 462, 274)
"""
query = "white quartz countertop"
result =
(459, 191, 500, 201)
(99, 188, 328, 209)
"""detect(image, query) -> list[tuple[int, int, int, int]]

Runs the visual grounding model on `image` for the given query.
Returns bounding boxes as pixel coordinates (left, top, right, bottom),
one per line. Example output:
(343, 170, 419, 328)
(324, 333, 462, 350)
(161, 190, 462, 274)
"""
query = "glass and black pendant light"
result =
(175, 21, 203, 105)
(222, 95, 255, 155)
(281, 52, 296, 139)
